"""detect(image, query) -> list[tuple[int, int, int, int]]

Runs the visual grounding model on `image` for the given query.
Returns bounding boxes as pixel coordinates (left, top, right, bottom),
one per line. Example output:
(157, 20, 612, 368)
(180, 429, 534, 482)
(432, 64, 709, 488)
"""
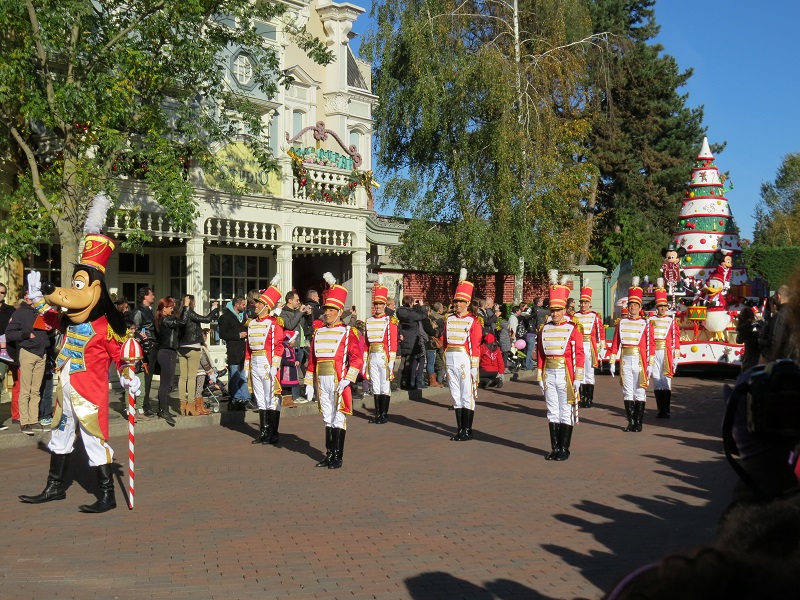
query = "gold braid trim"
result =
(107, 325, 126, 343)
(390, 316, 399, 325)
(276, 316, 285, 327)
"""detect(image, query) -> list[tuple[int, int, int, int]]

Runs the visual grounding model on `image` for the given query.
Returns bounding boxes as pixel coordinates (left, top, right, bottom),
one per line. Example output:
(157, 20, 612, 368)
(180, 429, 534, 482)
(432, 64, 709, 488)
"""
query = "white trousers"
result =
(251, 356, 279, 410)
(445, 351, 475, 410)
(317, 375, 346, 429)
(620, 353, 646, 403)
(651, 349, 672, 391)
(543, 368, 574, 425)
(48, 367, 113, 467)
(582, 342, 595, 385)
(368, 352, 391, 395)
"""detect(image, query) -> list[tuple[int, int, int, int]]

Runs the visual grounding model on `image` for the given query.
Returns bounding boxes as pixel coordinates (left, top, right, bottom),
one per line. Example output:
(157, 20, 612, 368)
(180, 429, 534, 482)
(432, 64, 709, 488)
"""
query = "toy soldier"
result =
(246, 275, 284, 445)
(650, 280, 681, 418)
(572, 286, 603, 408)
(443, 269, 483, 441)
(609, 277, 655, 432)
(364, 279, 398, 424)
(537, 272, 584, 460)
(304, 273, 363, 469)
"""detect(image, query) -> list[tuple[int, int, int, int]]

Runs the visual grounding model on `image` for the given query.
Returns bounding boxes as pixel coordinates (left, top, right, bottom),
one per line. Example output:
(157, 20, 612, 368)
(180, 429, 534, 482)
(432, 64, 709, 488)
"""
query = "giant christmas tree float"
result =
(674, 137, 748, 291)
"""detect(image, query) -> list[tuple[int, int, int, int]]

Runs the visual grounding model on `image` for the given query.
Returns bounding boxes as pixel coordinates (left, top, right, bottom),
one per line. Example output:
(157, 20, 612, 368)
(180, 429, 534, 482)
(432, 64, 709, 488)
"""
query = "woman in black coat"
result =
(396, 295, 427, 389)
(175, 295, 219, 416)
(155, 297, 188, 425)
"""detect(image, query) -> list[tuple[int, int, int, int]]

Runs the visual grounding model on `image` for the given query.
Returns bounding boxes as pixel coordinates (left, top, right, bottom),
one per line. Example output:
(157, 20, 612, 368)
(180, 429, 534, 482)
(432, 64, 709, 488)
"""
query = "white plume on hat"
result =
(632, 276, 640, 287)
(657, 277, 664, 288)
(560, 274, 569, 285)
(377, 273, 384, 285)
(323, 272, 337, 286)
(84, 193, 111, 235)
(269, 273, 281, 286)
(458, 268, 467, 282)
(548, 269, 559, 285)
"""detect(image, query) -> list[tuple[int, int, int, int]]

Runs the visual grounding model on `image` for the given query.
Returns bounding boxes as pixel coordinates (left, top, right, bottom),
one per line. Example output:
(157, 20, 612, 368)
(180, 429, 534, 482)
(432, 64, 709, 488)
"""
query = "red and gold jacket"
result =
(363, 313, 399, 375)
(442, 312, 483, 369)
(649, 314, 680, 377)
(536, 319, 585, 404)
(610, 316, 655, 387)
(304, 323, 364, 415)
(572, 310, 603, 367)
(244, 314, 284, 369)
(35, 302, 124, 441)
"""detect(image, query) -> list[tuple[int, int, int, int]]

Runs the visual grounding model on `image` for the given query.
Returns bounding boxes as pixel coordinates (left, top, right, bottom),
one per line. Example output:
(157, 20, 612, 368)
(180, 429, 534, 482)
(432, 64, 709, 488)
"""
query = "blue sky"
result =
(350, 1, 799, 240)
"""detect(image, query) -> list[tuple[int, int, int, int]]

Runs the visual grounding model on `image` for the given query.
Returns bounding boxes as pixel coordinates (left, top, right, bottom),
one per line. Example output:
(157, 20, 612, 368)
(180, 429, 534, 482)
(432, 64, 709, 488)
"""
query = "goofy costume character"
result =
(20, 195, 138, 513)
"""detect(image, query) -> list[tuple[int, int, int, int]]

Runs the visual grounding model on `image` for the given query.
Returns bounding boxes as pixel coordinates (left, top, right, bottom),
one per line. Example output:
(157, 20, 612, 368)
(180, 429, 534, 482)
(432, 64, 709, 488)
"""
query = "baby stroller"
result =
(201, 367, 228, 414)
(506, 348, 524, 374)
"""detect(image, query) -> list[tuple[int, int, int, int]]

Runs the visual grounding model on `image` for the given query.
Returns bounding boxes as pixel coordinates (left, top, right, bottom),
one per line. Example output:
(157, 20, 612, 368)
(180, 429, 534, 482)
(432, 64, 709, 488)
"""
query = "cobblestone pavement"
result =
(0, 371, 737, 599)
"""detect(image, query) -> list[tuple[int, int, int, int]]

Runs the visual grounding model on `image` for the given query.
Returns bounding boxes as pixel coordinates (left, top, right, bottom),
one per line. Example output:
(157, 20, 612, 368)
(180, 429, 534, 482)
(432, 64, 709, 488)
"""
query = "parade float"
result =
(666, 136, 751, 368)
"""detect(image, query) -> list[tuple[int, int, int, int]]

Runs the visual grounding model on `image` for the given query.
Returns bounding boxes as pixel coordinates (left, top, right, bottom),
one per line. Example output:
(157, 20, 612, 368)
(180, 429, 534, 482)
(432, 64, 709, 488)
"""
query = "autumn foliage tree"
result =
(0, 0, 331, 273)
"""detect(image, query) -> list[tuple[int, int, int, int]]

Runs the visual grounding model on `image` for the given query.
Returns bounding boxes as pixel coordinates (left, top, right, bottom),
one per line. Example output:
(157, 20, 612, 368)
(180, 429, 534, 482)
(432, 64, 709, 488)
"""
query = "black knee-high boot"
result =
(624, 401, 636, 432)
(586, 384, 594, 408)
(316, 426, 333, 467)
(328, 428, 345, 469)
(370, 394, 381, 423)
(267, 410, 280, 445)
(556, 424, 574, 460)
(664, 389, 672, 417)
(545, 422, 561, 460)
(634, 401, 645, 432)
(19, 453, 70, 503)
(450, 408, 464, 441)
(78, 463, 117, 513)
(253, 410, 268, 444)
(462, 409, 474, 440)
(380, 395, 391, 424)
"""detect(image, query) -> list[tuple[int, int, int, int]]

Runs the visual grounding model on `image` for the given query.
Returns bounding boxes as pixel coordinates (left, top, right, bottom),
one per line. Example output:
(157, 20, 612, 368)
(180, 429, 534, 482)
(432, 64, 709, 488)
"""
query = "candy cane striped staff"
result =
(120, 333, 143, 509)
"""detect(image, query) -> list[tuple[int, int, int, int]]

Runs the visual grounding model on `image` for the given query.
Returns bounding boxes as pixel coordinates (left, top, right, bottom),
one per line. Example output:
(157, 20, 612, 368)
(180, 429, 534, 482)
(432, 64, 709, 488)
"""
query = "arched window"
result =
(349, 130, 361, 155)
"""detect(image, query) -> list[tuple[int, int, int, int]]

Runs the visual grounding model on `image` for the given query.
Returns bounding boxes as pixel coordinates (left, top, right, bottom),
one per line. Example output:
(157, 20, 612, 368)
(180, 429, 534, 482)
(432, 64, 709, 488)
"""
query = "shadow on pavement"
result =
(405, 571, 557, 600)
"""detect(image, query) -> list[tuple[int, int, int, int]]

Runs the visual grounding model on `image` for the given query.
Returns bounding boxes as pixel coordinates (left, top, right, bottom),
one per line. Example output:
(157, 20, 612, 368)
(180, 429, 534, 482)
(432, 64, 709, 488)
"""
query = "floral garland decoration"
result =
(288, 149, 362, 204)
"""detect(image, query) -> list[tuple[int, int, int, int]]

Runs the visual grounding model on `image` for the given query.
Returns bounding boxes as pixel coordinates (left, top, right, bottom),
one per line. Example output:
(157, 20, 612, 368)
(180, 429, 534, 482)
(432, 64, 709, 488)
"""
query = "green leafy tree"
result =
(363, 0, 602, 277)
(0, 0, 332, 273)
(753, 152, 800, 246)
(581, 0, 709, 277)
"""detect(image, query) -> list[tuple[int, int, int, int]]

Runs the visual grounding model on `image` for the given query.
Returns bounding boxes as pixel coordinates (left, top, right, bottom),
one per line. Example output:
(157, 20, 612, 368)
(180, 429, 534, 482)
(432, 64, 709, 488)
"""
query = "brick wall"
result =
(400, 271, 551, 306)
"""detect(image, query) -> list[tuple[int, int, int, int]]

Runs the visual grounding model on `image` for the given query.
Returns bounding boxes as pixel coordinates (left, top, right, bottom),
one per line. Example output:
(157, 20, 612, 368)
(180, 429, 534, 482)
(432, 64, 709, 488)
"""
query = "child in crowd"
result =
(479, 333, 505, 389)
(280, 331, 301, 403)
(0, 334, 12, 363)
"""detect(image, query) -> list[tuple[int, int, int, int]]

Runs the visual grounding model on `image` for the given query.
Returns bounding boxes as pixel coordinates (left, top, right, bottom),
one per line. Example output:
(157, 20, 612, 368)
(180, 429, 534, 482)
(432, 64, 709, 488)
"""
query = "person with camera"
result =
(364, 282, 399, 423)
(217, 296, 250, 410)
(175, 294, 219, 416)
(759, 285, 794, 363)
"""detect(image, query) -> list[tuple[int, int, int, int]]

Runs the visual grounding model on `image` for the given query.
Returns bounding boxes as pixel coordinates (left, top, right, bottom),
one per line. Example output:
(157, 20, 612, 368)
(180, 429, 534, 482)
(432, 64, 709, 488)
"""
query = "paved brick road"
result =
(0, 372, 737, 599)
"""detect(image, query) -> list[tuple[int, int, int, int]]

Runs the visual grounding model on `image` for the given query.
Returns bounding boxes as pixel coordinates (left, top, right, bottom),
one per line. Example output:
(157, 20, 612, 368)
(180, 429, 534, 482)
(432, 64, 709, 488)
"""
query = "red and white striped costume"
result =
(245, 313, 284, 410)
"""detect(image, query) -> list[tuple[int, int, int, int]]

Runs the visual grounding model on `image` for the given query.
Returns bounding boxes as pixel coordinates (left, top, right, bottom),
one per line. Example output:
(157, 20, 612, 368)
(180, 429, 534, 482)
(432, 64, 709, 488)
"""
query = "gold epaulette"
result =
(495, 322, 502, 331)
(477, 315, 484, 326)
(276, 316, 284, 327)
(574, 321, 585, 334)
(390, 316, 399, 325)
(351, 327, 360, 339)
(107, 324, 127, 343)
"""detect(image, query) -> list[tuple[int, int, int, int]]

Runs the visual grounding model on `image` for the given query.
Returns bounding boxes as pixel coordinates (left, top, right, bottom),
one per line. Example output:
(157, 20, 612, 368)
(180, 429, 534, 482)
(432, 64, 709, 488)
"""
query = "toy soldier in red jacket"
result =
(443, 269, 483, 441)
(304, 273, 363, 469)
(537, 272, 585, 460)
(245, 275, 284, 445)
(572, 285, 603, 408)
(650, 280, 681, 418)
(364, 279, 398, 424)
(609, 277, 655, 432)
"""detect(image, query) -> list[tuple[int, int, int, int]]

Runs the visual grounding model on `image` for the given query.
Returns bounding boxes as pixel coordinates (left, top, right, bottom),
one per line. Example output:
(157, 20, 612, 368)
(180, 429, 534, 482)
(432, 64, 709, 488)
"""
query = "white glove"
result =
(388, 361, 395, 373)
(647, 364, 654, 379)
(337, 379, 350, 394)
(121, 374, 141, 397)
(305, 385, 314, 402)
(470, 367, 478, 381)
(269, 365, 278, 378)
(27, 271, 43, 302)
(574, 381, 581, 394)
(538, 378, 544, 393)
(609, 360, 616, 378)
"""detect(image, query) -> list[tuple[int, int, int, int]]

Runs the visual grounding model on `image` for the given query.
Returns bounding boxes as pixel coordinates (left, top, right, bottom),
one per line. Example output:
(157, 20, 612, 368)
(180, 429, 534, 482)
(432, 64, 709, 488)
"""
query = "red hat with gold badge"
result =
(580, 286, 593, 303)
(627, 276, 644, 306)
(322, 272, 348, 311)
(548, 269, 570, 310)
(453, 268, 474, 303)
(257, 274, 282, 310)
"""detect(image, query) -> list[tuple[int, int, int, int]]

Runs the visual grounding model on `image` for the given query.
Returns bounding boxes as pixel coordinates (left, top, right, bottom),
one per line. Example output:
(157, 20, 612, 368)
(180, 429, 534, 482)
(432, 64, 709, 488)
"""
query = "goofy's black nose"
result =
(42, 281, 56, 295)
